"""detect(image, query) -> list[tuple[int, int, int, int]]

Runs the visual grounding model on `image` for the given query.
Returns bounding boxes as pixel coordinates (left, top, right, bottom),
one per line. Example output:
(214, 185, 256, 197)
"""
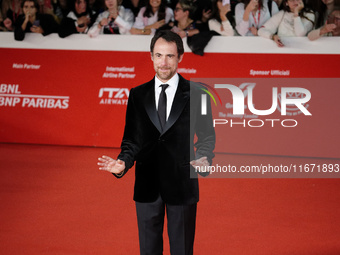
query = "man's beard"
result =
(156, 67, 175, 82)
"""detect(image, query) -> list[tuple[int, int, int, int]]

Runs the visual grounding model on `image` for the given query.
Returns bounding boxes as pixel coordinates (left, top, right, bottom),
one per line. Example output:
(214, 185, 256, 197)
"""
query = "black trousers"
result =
(135, 195, 197, 255)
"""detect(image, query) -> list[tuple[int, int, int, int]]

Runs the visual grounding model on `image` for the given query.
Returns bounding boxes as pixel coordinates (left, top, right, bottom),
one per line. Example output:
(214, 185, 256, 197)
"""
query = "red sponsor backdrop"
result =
(1, 48, 339, 158)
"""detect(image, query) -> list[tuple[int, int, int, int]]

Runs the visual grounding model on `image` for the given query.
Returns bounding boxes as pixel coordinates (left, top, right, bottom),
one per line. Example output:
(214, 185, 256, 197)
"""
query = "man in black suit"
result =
(98, 30, 215, 255)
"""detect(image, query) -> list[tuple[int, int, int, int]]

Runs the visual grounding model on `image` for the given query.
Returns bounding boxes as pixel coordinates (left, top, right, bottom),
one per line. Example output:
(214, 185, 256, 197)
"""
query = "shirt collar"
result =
(155, 73, 179, 90)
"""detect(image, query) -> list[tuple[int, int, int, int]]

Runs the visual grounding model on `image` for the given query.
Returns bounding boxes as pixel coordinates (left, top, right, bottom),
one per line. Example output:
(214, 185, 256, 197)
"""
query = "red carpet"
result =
(1, 143, 339, 254)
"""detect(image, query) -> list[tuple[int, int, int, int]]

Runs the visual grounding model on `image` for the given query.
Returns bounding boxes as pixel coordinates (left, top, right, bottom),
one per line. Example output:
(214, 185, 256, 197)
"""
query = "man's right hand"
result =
(98, 155, 125, 175)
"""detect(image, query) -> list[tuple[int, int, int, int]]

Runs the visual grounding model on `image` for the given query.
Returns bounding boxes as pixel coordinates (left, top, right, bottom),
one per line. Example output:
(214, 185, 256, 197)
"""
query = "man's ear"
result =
(150, 52, 154, 61)
(178, 54, 183, 63)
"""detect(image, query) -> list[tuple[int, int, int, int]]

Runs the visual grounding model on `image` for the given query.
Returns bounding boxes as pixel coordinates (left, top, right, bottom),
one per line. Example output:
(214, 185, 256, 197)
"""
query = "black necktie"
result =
(158, 84, 169, 130)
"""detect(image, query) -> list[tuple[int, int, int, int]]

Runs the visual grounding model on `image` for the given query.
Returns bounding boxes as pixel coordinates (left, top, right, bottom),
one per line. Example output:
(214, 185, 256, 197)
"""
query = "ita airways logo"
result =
(99, 87, 129, 105)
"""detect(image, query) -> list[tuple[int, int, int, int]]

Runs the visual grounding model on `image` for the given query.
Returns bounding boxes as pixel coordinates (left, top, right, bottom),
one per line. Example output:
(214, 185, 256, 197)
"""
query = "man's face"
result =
(151, 38, 183, 83)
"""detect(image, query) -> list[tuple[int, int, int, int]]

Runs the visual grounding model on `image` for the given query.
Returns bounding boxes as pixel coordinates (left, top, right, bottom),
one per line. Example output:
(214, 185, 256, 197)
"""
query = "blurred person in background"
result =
(1, 0, 22, 31)
(208, 0, 236, 35)
(273, 0, 284, 9)
(235, 0, 279, 36)
(190, 0, 213, 23)
(327, 7, 340, 35)
(160, 0, 209, 38)
(122, 0, 146, 16)
(0, 10, 5, 31)
(36, 0, 67, 22)
(130, 0, 174, 35)
(258, 0, 315, 46)
(58, 0, 97, 37)
(14, 0, 59, 40)
(89, 0, 106, 13)
(88, 0, 134, 36)
(55, 0, 69, 18)
(308, 0, 339, 40)
(37, 0, 62, 21)
(51, 0, 69, 21)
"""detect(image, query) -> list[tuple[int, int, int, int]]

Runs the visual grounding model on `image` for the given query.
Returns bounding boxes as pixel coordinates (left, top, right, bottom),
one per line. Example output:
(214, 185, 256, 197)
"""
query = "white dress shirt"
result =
(154, 73, 179, 121)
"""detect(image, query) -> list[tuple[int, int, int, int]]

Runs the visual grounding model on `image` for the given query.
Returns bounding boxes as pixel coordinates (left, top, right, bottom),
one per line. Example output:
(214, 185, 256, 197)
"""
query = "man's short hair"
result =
(150, 30, 184, 57)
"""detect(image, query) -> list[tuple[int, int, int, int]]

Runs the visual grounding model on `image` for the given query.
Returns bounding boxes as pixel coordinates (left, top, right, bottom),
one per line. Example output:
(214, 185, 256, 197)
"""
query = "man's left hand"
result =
(190, 156, 210, 173)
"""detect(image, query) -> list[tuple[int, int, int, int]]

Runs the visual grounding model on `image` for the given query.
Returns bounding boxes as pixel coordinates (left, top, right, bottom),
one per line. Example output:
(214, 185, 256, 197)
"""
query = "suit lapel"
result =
(144, 79, 162, 133)
(144, 75, 190, 135)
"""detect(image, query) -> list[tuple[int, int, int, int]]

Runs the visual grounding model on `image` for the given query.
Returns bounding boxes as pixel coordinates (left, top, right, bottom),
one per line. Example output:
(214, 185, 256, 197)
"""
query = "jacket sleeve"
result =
(271, 0, 280, 16)
(165, 7, 174, 23)
(115, 88, 141, 178)
(14, 16, 26, 41)
(235, 3, 250, 36)
(41, 14, 59, 36)
(58, 17, 77, 38)
(193, 86, 216, 165)
(258, 10, 284, 39)
(88, 13, 103, 38)
(308, 28, 322, 41)
(294, 12, 315, 36)
(132, 7, 145, 29)
(116, 8, 134, 35)
(209, 18, 234, 36)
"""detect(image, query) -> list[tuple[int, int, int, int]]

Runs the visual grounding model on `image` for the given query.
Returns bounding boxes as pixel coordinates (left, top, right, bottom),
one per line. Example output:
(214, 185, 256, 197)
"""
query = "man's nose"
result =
(160, 57, 168, 66)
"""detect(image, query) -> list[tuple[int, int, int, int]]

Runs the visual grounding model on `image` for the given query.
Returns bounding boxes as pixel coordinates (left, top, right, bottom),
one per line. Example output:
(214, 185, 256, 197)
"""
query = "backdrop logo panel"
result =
(190, 78, 339, 178)
(98, 87, 130, 106)
(0, 83, 69, 109)
(102, 66, 136, 79)
(196, 79, 312, 128)
(192, 82, 308, 119)
(190, 78, 340, 159)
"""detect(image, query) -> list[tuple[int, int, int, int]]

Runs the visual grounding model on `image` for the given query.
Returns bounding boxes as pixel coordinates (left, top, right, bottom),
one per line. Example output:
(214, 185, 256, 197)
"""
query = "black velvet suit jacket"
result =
(116, 74, 215, 205)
